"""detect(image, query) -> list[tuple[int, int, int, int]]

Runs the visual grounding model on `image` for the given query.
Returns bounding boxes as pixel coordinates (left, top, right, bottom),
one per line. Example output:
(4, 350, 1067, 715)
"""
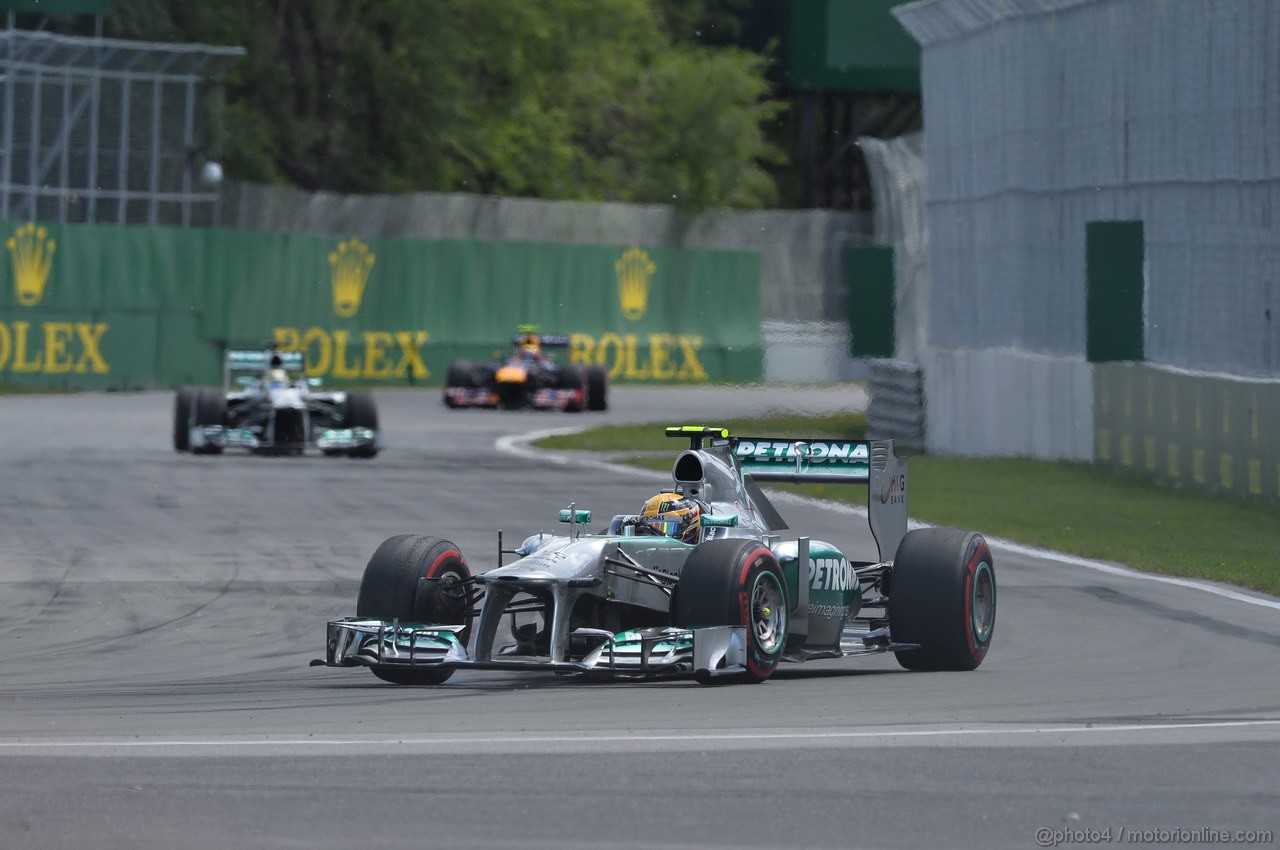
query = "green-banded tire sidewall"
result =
(356, 534, 472, 685)
(673, 539, 788, 683)
(889, 528, 996, 671)
(172, 386, 195, 452)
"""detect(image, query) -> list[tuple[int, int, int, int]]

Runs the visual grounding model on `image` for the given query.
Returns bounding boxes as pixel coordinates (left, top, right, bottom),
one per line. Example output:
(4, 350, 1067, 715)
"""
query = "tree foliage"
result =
(88, 0, 784, 209)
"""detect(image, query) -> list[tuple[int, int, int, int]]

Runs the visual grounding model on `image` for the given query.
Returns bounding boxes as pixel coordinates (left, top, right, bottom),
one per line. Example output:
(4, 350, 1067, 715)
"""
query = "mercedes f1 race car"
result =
(315, 426, 996, 685)
(443, 328, 608, 412)
(172, 348, 380, 457)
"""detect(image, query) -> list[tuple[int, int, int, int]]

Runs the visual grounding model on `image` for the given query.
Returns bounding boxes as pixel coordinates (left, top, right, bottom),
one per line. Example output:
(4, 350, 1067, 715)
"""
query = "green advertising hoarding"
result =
(0, 219, 763, 389)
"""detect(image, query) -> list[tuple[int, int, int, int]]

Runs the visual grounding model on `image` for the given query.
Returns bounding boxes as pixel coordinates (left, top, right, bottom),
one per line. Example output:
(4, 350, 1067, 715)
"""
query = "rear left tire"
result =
(190, 388, 225, 455)
(889, 528, 996, 671)
(585, 366, 608, 411)
(172, 386, 195, 452)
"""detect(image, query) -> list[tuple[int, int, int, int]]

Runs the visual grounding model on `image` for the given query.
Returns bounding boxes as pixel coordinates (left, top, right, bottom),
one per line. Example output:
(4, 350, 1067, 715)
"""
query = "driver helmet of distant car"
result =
(267, 367, 290, 389)
(518, 333, 543, 361)
(640, 492, 704, 543)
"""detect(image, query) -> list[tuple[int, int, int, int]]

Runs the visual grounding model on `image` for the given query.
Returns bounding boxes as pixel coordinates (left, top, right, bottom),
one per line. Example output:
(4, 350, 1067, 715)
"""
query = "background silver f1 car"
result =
(173, 347, 380, 457)
(320, 427, 996, 684)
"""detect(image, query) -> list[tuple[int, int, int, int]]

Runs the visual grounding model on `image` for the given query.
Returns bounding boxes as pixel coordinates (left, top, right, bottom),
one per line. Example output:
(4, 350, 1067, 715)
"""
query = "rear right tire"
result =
(443, 360, 474, 408)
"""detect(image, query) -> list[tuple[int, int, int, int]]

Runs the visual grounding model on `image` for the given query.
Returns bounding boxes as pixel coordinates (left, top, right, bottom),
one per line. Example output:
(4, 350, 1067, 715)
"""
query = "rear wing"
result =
(225, 349, 305, 372)
(224, 349, 305, 388)
(665, 426, 908, 563)
(510, 333, 570, 348)
(733, 437, 870, 483)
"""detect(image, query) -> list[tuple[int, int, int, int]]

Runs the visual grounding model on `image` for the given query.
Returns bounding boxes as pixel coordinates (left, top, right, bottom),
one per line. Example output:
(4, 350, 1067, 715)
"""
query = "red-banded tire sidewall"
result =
(889, 528, 996, 671)
(673, 539, 788, 684)
(356, 534, 473, 685)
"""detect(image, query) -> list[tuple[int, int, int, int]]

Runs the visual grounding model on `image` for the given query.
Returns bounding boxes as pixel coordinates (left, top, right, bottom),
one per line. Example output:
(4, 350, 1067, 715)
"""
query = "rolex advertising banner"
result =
(0, 219, 763, 389)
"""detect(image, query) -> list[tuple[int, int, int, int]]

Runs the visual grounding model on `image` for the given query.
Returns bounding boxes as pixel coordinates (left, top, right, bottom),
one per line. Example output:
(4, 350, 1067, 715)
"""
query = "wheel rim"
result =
(971, 561, 995, 643)
(750, 571, 785, 653)
(436, 568, 469, 614)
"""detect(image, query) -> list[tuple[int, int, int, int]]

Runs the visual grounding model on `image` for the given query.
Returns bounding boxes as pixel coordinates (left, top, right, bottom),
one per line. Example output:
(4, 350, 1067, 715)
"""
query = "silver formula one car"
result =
(316, 426, 996, 685)
(173, 348, 380, 457)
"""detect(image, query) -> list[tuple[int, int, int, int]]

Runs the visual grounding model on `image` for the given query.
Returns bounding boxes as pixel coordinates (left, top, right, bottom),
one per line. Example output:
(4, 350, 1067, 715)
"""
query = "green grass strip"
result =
(533, 416, 1280, 597)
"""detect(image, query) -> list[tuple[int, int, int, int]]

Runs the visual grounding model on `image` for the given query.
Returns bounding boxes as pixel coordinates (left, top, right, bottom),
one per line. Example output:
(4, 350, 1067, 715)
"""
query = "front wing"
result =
(315, 619, 750, 681)
(443, 386, 585, 410)
(313, 618, 917, 681)
(190, 425, 378, 452)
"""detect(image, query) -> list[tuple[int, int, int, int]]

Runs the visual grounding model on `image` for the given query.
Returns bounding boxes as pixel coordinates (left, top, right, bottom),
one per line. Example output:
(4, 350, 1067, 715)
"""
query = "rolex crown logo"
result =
(7, 222, 56, 307)
(615, 247, 655, 321)
(328, 238, 376, 318)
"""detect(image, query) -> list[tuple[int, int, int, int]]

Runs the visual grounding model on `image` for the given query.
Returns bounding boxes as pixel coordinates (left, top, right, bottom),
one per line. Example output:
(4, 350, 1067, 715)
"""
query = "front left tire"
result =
(356, 534, 473, 685)
(672, 539, 788, 684)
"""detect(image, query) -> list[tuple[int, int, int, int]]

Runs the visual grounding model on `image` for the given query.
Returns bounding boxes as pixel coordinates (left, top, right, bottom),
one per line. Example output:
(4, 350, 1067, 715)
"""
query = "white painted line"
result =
(2, 719, 1278, 750)
(496, 429, 1280, 612)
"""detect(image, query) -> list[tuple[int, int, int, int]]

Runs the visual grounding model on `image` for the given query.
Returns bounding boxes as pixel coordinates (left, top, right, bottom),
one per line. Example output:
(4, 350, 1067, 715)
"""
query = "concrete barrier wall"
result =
(1095, 363, 1280, 502)
(922, 347, 1094, 460)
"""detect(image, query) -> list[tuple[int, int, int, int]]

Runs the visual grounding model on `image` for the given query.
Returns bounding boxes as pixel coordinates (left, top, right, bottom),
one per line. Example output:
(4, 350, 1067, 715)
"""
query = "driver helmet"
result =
(268, 367, 289, 388)
(520, 334, 542, 359)
(640, 492, 703, 543)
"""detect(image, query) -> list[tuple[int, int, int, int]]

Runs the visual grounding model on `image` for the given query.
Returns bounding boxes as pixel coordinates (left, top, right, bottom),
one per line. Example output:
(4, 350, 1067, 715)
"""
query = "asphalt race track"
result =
(1, 386, 1277, 850)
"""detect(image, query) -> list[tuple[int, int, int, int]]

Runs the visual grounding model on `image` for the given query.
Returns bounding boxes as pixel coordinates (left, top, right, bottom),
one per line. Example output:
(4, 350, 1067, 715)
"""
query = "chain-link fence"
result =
(0, 29, 241, 227)
(894, 0, 1280, 378)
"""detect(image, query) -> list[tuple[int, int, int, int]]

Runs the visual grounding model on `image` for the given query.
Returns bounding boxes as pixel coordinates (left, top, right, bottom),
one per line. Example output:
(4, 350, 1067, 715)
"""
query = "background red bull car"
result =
(443, 327, 608, 411)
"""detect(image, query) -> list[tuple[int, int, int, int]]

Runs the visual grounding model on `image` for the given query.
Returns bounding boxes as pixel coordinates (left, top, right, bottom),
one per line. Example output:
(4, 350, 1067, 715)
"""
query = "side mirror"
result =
(235, 376, 256, 388)
(559, 509, 592, 525)
(307, 377, 322, 387)
(701, 514, 739, 528)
